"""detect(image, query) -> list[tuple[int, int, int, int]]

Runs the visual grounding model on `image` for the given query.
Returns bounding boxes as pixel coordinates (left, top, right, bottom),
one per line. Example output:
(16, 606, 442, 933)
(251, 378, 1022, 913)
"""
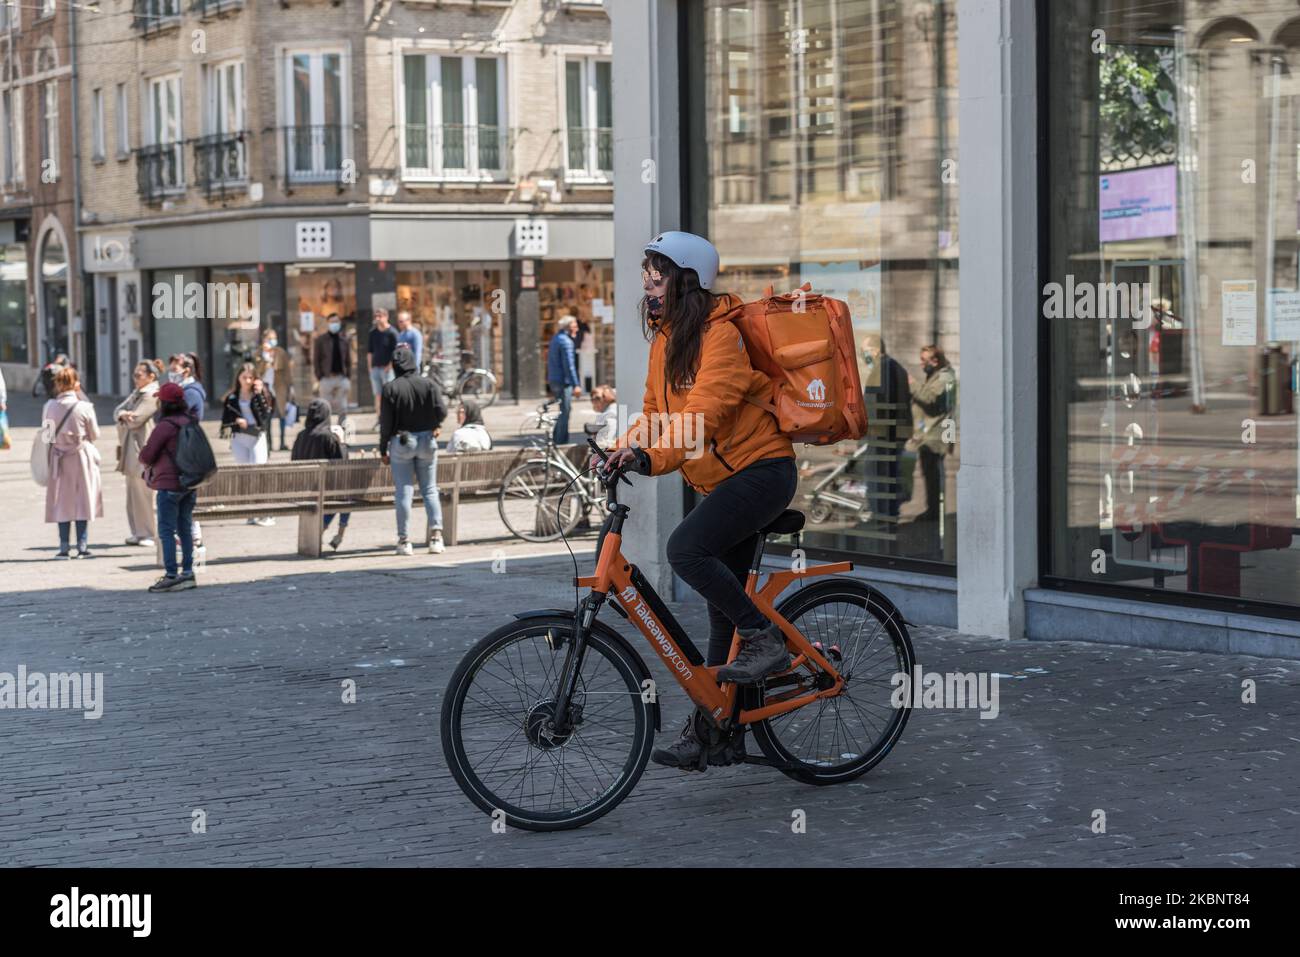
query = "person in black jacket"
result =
(292, 398, 352, 551)
(379, 344, 448, 555)
(221, 362, 276, 525)
(861, 334, 913, 520)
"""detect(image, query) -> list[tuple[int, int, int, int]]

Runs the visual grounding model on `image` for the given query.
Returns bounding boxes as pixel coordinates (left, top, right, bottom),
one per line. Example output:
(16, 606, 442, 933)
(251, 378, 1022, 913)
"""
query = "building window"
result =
(0, 2, 11, 31)
(40, 80, 58, 180)
(284, 49, 346, 184)
(0, 242, 28, 364)
(687, 0, 960, 569)
(39, 0, 54, 19)
(1, 85, 22, 188)
(1045, 2, 1300, 611)
(92, 88, 105, 162)
(564, 57, 612, 180)
(401, 52, 507, 179)
(198, 60, 246, 192)
(141, 73, 183, 196)
(115, 82, 130, 158)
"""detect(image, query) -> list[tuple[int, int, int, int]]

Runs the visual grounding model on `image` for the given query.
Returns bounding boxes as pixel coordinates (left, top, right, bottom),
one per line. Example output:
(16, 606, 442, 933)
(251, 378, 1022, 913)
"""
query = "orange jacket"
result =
(617, 293, 794, 494)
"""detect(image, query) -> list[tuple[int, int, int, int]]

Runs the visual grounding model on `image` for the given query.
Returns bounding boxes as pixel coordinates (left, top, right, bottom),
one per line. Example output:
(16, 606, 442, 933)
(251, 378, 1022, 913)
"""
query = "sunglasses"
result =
(640, 268, 665, 286)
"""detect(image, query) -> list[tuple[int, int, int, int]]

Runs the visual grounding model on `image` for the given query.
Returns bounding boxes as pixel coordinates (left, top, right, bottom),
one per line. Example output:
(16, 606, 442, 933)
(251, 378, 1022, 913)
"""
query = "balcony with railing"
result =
(402, 124, 515, 183)
(282, 125, 347, 189)
(133, 0, 182, 36)
(190, 0, 245, 17)
(564, 126, 613, 182)
(136, 143, 185, 203)
(194, 132, 248, 199)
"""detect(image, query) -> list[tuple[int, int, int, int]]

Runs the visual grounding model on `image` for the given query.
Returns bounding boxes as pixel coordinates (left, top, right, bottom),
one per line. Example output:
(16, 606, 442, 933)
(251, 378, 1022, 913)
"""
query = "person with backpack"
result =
(379, 343, 447, 555)
(604, 231, 797, 771)
(43, 366, 104, 559)
(138, 382, 202, 592)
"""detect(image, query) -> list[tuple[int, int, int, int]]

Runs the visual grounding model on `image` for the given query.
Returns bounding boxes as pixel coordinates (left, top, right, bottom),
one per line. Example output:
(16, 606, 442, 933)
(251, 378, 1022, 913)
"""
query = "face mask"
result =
(266, 339, 277, 349)
(168, 371, 184, 384)
(646, 295, 664, 316)
(328, 322, 341, 334)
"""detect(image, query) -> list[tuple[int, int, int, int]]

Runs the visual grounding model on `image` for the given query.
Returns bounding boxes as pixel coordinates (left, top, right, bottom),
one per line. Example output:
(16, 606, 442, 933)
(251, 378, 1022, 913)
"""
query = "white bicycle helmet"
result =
(644, 231, 720, 291)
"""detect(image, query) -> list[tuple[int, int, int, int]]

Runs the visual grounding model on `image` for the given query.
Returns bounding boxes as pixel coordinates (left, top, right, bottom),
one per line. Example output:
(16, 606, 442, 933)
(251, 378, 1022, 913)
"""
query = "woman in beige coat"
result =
(114, 360, 162, 546)
(43, 366, 104, 558)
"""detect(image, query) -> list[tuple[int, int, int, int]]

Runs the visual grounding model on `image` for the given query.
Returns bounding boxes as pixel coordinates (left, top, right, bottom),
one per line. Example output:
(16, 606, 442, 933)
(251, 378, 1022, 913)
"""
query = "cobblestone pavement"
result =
(1, 396, 1297, 866)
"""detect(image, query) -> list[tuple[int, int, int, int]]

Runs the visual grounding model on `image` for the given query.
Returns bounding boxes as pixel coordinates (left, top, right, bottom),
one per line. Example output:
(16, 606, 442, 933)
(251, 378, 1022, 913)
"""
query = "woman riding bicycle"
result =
(605, 231, 798, 770)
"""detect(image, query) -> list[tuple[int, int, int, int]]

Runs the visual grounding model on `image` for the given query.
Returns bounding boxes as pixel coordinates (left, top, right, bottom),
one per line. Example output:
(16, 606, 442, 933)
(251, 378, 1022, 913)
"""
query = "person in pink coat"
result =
(42, 366, 104, 558)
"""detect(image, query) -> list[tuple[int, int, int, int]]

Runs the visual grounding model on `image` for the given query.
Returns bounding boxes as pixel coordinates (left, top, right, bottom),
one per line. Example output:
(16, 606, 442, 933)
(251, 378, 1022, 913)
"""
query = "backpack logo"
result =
(807, 378, 827, 402)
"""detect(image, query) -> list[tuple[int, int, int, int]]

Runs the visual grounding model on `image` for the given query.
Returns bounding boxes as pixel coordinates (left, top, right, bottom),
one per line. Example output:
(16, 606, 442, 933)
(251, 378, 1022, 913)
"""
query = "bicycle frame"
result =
(563, 505, 852, 730)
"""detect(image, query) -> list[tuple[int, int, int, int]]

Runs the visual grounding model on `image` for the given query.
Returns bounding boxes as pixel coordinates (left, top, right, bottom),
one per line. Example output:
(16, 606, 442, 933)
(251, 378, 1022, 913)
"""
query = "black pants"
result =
(666, 457, 798, 666)
(920, 446, 944, 519)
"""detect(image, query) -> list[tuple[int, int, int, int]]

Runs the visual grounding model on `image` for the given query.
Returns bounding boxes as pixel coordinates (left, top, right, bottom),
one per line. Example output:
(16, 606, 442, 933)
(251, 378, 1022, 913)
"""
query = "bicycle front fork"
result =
(548, 591, 605, 736)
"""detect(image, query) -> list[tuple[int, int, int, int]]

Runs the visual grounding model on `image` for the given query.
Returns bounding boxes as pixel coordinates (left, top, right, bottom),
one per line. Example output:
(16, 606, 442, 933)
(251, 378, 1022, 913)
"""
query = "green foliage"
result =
(1100, 45, 1177, 165)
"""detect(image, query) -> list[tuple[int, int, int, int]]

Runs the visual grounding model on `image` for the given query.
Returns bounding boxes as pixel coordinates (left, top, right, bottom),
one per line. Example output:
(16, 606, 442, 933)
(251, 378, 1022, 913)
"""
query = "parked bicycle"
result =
(443, 438, 916, 830)
(496, 406, 601, 541)
(424, 350, 499, 408)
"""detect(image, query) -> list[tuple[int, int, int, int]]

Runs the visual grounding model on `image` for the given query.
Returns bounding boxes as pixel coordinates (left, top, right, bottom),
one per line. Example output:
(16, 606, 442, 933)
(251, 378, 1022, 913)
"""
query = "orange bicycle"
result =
(441, 440, 915, 830)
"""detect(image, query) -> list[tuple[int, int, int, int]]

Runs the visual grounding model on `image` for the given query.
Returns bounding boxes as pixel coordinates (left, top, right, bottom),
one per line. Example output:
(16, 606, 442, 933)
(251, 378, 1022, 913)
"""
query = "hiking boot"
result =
(651, 715, 746, 772)
(428, 529, 445, 554)
(396, 538, 413, 557)
(173, 572, 197, 591)
(716, 622, 791, 685)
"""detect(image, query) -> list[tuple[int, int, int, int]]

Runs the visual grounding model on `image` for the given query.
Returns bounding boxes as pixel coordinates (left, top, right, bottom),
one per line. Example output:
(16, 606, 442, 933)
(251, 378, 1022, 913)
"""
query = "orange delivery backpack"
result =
(729, 283, 868, 446)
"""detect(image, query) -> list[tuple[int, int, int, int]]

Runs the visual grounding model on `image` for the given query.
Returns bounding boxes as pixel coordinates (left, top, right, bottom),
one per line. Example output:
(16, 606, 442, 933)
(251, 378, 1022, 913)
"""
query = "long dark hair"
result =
(640, 252, 718, 392)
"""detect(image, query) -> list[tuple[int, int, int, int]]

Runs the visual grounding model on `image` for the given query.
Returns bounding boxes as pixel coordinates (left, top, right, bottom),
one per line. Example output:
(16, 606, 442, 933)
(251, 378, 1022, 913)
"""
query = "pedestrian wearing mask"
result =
(379, 344, 448, 555)
(164, 352, 206, 555)
(256, 328, 292, 451)
(908, 345, 957, 524)
(114, 360, 163, 546)
(313, 314, 352, 426)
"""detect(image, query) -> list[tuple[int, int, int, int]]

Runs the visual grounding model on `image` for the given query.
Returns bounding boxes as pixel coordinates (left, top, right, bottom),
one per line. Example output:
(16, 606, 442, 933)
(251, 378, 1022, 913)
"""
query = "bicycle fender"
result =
(777, 579, 913, 630)
(512, 610, 661, 731)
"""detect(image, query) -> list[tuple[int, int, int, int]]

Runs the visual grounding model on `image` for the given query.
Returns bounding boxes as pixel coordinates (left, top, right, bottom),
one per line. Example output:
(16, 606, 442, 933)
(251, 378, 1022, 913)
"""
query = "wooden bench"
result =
(156, 445, 577, 564)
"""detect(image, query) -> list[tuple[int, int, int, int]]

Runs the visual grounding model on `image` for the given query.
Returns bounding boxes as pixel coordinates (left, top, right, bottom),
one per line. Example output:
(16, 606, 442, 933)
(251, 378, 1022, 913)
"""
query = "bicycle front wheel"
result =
(498, 459, 583, 542)
(751, 579, 915, 785)
(441, 617, 655, 831)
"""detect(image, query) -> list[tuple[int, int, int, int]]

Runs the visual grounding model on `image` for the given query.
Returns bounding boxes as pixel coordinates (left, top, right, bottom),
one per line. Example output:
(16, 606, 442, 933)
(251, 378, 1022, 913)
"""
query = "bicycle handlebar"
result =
(587, 437, 632, 501)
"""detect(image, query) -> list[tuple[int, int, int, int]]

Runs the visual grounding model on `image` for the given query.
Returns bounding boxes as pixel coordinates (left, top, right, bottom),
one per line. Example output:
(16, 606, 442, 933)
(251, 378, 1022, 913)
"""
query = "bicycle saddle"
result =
(762, 510, 806, 536)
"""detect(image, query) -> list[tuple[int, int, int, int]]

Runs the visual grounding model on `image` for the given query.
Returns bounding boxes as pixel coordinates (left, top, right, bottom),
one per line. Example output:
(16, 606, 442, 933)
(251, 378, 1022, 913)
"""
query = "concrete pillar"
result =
(611, 0, 684, 596)
(955, 0, 1040, 638)
(511, 259, 541, 400)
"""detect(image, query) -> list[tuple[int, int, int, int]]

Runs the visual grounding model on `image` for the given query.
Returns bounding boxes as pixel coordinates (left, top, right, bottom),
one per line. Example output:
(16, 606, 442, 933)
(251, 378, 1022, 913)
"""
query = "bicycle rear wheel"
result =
(441, 617, 655, 831)
(498, 459, 583, 542)
(460, 370, 498, 407)
(751, 579, 915, 785)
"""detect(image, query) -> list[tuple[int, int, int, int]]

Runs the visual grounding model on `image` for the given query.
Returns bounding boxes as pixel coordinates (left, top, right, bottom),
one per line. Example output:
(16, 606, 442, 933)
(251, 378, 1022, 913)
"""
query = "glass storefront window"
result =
(287, 264, 357, 412)
(395, 264, 507, 393)
(1047, 1, 1300, 608)
(0, 243, 27, 364)
(691, 0, 960, 567)
(208, 265, 262, 398)
(151, 267, 202, 382)
(538, 260, 615, 393)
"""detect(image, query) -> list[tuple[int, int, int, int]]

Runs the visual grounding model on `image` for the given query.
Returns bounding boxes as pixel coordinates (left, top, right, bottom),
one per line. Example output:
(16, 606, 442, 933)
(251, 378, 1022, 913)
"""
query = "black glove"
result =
(629, 447, 652, 475)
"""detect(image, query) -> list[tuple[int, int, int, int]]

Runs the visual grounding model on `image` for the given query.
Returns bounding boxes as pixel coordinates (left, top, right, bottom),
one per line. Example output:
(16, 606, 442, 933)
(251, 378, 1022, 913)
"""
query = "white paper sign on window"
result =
(1221, 280, 1257, 347)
